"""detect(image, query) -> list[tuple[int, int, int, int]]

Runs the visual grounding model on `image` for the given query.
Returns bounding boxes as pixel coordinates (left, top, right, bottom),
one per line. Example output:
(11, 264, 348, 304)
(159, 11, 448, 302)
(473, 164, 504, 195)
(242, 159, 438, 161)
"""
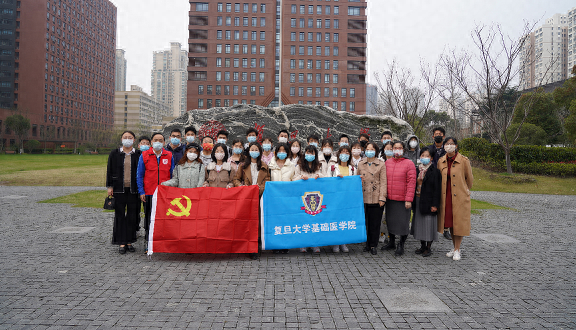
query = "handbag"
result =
(103, 196, 115, 210)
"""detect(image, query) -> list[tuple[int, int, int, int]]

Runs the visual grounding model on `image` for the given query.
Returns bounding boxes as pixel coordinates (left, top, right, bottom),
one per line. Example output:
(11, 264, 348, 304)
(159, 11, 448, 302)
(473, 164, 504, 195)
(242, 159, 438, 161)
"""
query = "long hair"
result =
(365, 142, 380, 157)
(299, 145, 320, 173)
(336, 145, 352, 166)
(178, 143, 202, 165)
(242, 142, 263, 170)
(288, 139, 301, 159)
(274, 142, 289, 158)
(211, 143, 229, 163)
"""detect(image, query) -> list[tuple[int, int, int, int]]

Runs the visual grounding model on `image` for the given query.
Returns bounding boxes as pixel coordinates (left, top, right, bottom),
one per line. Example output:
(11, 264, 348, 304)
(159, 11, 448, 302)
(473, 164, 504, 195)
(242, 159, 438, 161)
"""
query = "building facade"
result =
(0, 0, 116, 149)
(365, 84, 377, 115)
(151, 42, 188, 118)
(115, 49, 127, 92)
(187, 0, 367, 113)
(114, 85, 170, 133)
(568, 7, 576, 75)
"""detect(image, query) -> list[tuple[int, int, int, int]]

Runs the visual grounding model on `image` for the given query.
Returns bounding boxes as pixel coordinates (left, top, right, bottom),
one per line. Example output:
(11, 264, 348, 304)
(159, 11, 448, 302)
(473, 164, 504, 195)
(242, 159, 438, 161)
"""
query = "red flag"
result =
(148, 185, 260, 254)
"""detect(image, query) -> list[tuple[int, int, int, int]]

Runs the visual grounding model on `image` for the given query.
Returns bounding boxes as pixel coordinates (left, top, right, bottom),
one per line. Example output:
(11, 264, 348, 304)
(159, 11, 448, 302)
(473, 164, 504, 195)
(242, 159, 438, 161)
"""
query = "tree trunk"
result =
(505, 149, 513, 174)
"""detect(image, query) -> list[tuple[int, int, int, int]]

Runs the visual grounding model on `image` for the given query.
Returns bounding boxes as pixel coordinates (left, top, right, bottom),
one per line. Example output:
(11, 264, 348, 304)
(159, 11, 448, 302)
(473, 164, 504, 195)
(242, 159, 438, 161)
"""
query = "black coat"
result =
(165, 143, 186, 165)
(106, 148, 141, 194)
(413, 164, 441, 215)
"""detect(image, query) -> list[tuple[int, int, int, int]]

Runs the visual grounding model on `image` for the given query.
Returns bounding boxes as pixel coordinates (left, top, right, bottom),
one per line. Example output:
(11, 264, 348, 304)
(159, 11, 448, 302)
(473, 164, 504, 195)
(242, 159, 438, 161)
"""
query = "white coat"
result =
(268, 158, 296, 182)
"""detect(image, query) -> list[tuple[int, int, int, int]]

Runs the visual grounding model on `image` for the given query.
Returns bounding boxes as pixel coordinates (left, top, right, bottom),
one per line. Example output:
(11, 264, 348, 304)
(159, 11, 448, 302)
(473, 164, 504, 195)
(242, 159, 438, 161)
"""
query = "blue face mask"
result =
(382, 139, 391, 144)
(233, 147, 243, 155)
(217, 138, 226, 144)
(250, 151, 260, 159)
(186, 136, 195, 143)
(365, 150, 376, 158)
(262, 143, 272, 151)
(420, 157, 431, 165)
(309, 142, 318, 148)
(247, 136, 257, 143)
(339, 153, 350, 162)
(339, 142, 349, 147)
(305, 154, 316, 162)
(152, 142, 163, 151)
(139, 145, 150, 152)
(170, 137, 180, 145)
(276, 152, 287, 160)
(384, 150, 394, 157)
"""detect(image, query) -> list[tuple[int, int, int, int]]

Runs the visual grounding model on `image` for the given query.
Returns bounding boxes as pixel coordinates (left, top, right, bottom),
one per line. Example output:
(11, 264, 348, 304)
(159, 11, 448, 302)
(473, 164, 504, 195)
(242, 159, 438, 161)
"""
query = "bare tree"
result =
(374, 59, 438, 135)
(442, 22, 554, 174)
(437, 53, 469, 138)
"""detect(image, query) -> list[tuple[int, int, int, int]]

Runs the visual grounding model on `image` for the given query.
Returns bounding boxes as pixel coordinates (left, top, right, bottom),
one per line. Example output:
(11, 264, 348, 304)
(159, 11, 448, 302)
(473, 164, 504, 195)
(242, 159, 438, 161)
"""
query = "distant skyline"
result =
(113, 0, 575, 95)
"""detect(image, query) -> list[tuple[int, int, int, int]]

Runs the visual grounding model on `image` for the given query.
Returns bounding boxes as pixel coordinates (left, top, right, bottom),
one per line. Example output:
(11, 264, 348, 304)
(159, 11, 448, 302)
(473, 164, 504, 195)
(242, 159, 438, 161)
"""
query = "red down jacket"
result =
(385, 157, 416, 202)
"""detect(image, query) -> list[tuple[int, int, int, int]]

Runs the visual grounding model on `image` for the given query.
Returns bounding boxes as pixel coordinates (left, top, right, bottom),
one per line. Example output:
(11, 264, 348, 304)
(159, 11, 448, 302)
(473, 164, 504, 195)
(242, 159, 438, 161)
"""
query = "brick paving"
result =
(0, 186, 574, 329)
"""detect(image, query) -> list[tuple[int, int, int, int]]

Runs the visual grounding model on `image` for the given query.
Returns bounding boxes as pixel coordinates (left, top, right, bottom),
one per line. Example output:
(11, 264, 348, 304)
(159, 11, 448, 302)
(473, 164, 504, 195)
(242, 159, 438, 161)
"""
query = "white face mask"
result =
(323, 148, 332, 155)
(278, 137, 288, 143)
(187, 152, 198, 161)
(352, 149, 362, 156)
(409, 140, 418, 149)
(444, 144, 456, 153)
(291, 146, 300, 154)
(215, 152, 225, 160)
(122, 139, 134, 148)
(393, 149, 404, 157)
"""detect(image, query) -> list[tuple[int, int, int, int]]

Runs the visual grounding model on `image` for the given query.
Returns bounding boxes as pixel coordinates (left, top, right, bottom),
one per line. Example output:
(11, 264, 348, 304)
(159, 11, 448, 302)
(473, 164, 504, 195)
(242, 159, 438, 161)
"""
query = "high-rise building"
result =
(567, 7, 576, 76)
(0, 0, 116, 149)
(187, 0, 367, 113)
(520, 12, 570, 90)
(114, 85, 170, 133)
(151, 42, 188, 118)
(365, 84, 378, 115)
(115, 49, 127, 92)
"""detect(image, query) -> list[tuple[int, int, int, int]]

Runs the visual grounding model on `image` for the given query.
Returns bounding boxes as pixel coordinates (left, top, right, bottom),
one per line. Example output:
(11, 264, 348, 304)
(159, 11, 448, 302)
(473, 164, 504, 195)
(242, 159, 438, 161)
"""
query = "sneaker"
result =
(312, 247, 320, 253)
(300, 247, 307, 253)
(446, 249, 455, 257)
(340, 244, 349, 253)
(332, 246, 340, 253)
(443, 231, 452, 240)
(452, 249, 461, 261)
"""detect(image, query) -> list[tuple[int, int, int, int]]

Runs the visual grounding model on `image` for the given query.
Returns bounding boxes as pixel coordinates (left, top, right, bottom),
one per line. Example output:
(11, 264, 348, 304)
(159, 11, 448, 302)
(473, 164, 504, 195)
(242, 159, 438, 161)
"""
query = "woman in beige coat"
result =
(437, 137, 473, 261)
(204, 143, 236, 188)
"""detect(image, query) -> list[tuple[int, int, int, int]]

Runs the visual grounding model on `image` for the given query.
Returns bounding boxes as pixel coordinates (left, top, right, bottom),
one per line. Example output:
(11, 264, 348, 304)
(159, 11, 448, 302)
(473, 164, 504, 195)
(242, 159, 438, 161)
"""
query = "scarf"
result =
(418, 163, 431, 181)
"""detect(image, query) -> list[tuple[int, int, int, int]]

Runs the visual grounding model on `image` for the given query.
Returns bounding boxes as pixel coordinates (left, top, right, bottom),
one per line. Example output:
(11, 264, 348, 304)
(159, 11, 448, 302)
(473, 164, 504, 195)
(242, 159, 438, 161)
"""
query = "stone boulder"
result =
(163, 104, 413, 144)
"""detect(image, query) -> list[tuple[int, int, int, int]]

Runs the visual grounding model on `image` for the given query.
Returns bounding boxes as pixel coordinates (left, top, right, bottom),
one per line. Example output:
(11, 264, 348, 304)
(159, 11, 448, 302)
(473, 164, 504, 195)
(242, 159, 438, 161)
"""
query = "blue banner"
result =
(262, 176, 366, 250)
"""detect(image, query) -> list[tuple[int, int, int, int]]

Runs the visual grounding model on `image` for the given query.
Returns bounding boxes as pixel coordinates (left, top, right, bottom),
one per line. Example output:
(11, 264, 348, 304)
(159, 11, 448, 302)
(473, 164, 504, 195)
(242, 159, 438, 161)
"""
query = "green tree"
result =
(24, 139, 41, 153)
(512, 90, 563, 144)
(505, 123, 547, 146)
(5, 114, 30, 153)
(552, 66, 576, 110)
(565, 100, 576, 145)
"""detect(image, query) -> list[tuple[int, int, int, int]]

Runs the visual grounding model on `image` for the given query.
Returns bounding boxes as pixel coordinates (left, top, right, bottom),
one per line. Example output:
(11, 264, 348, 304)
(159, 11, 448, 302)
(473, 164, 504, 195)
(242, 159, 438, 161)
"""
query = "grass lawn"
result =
(471, 167, 576, 195)
(0, 154, 108, 186)
(470, 199, 510, 214)
(38, 190, 110, 210)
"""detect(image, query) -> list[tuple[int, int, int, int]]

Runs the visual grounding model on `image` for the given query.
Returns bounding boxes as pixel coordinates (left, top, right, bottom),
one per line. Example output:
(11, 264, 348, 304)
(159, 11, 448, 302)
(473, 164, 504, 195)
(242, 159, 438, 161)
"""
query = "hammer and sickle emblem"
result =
(166, 195, 192, 217)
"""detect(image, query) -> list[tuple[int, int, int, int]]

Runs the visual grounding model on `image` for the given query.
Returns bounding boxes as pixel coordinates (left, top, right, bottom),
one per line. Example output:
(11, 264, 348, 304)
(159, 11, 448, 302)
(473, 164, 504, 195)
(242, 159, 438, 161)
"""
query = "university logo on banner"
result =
(148, 185, 260, 255)
(262, 176, 366, 250)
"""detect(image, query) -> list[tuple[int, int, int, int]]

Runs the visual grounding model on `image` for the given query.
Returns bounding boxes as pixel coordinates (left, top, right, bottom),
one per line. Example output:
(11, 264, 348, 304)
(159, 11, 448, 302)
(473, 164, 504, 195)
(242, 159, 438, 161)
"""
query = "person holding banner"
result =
(228, 139, 245, 172)
(204, 143, 236, 188)
(357, 142, 387, 255)
(328, 145, 356, 253)
(319, 138, 336, 176)
(350, 141, 365, 171)
(137, 132, 175, 253)
(381, 141, 417, 256)
(161, 143, 205, 189)
(294, 145, 325, 253)
(289, 140, 302, 167)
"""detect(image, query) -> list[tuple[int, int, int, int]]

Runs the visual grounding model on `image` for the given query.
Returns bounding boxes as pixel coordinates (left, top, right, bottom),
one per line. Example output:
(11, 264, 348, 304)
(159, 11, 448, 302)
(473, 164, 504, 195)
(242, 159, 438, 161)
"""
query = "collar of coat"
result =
(206, 161, 231, 171)
(440, 152, 464, 164)
(268, 158, 293, 170)
(144, 148, 169, 157)
(359, 158, 383, 166)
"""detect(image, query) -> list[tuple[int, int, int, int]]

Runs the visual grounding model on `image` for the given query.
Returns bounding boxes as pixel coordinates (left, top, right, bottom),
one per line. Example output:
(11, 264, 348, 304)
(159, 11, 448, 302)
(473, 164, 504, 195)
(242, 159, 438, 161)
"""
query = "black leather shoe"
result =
(126, 244, 135, 252)
(380, 241, 395, 251)
(119, 246, 127, 254)
(422, 249, 432, 257)
(363, 246, 370, 252)
(444, 231, 452, 240)
(281, 249, 289, 254)
(415, 247, 425, 254)
(370, 247, 377, 255)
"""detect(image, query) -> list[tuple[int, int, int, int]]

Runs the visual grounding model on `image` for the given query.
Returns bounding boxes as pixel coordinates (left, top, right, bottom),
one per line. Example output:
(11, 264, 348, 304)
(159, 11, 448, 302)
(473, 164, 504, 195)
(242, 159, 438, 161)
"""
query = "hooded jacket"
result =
(404, 134, 420, 167)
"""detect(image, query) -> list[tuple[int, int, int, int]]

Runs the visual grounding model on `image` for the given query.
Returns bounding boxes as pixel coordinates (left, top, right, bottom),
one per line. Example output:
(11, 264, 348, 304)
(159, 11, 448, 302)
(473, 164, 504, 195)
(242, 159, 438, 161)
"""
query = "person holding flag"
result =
(136, 132, 175, 254)
(161, 143, 205, 189)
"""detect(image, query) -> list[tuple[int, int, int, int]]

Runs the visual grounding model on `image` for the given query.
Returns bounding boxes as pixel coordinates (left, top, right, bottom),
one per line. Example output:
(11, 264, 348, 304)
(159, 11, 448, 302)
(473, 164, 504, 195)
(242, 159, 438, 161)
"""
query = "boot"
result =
(380, 234, 395, 251)
(422, 241, 433, 257)
(395, 235, 407, 256)
(415, 241, 426, 254)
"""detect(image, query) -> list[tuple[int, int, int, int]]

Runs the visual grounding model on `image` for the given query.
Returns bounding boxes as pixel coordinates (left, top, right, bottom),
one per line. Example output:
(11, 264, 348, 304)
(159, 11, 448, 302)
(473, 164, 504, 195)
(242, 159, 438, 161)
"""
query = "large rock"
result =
(163, 104, 413, 144)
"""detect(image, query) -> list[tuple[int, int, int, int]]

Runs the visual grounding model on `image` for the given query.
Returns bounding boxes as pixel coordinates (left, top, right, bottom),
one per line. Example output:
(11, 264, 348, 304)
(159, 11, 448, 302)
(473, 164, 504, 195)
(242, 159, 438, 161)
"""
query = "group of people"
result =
(106, 125, 473, 261)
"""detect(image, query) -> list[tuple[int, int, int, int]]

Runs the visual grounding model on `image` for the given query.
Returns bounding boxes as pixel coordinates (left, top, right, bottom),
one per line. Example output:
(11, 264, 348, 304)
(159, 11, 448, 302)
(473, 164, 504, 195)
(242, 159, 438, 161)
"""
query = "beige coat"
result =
(357, 159, 387, 204)
(318, 152, 337, 176)
(268, 158, 296, 182)
(437, 153, 474, 236)
(204, 162, 236, 188)
(233, 162, 270, 196)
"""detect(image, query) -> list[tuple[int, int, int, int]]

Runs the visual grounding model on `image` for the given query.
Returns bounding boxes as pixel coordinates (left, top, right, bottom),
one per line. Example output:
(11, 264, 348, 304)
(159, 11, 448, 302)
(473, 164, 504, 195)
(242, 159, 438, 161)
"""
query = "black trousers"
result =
(111, 187, 139, 245)
(365, 203, 384, 248)
(144, 195, 153, 242)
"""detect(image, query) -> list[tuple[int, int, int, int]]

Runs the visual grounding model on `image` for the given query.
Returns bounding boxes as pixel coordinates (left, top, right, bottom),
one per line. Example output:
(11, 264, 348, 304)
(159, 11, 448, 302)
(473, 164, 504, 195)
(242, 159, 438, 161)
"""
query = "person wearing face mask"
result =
(378, 140, 395, 244)
(438, 137, 473, 261)
(427, 127, 446, 167)
(138, 136, 151, 152)
(358, 133, 370, 154)
(379, 141, 394, 161)
(380, 131, 393, 147)
(350, 141, 365, 171)
(411, 147, 441, 257)
(137, 132, 175, 253)
(107, 131, 141, 254)
(318, 138, 336, 176)
(165, 129, 186, 165)
(328, 145, 356, 253)
(294, 145, 324, 253)
(199, 136, 215, 166)
(277, 130, 290, 145)
(288, 140, 302, 167)
(161, 143, 205, 189)
(338, 134, 350, 148)
(357, 142, 387, 255)
(260, 137, 274, 165)
(184, 126, 197, 144)
(306, 134, 320, 150)
(268, 142, 296, 254)
(228, 139, 245, 172)
(204, 143, 236, 188)
(244, 128, 259, 149)
(381, 141, 416, 256)
(404, 134, 421, 167)
(216, 130, 232, 155)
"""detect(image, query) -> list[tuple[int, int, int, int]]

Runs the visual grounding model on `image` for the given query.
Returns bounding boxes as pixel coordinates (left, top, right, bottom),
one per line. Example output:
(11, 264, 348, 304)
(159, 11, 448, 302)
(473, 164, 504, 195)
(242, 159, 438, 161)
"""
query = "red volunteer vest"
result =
(142, 148, 173, 195)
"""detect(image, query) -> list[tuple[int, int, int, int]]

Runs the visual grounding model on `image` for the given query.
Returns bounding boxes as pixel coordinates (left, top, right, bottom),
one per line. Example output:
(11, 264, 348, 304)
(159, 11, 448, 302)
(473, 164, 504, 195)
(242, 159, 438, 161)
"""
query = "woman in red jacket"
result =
(381, 141, 417, 256)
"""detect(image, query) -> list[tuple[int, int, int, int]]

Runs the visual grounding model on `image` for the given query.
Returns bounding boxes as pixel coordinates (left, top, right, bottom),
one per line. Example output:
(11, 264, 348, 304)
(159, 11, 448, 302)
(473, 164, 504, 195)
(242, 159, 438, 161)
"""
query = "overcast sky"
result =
(112, 0, 575, 94)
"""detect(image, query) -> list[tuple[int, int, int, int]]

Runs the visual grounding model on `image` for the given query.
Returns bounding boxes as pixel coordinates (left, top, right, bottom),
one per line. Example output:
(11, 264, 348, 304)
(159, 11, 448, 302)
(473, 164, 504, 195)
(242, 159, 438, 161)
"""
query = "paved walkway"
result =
(0, 186, 574, 329)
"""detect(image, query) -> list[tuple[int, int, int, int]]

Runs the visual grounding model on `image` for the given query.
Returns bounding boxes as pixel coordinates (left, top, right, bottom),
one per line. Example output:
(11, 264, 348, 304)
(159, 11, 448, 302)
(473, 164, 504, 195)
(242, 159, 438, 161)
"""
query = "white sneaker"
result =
(300, 247, 307, 253)
(452, 250, 461, 261)
(446, 249, 455, 257)
(312, 247, 320, 253)
(340, 244, 349, 253)
(332, 246, 340, 253)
